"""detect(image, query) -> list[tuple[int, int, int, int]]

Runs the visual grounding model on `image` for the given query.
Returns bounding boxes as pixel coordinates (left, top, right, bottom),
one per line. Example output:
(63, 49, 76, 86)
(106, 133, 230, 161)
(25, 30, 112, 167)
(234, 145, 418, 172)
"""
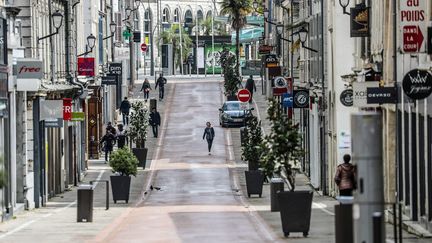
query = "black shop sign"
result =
(340, 89, 353, 107)
(350, 4, 370, 37)
(293, 90, 309, 108)
(402, 69, 432, 100)
(108, 62, 122, 76)
(366, 87, 398, 104)
(101, 76, 117, 85)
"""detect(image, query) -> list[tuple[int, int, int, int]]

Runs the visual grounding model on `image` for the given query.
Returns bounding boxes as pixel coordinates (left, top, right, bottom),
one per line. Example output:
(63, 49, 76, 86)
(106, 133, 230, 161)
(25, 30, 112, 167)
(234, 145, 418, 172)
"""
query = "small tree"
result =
(220, 47, 241, 97)
(128, 101, 149, 148)
(242, 116, 263, 170)
(260, 98, 304, 190)
(109, 148, 139, 176)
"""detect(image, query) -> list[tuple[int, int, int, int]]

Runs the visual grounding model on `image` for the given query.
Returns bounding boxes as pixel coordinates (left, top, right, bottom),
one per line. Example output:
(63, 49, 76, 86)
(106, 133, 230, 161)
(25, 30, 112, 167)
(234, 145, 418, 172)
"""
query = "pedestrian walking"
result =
(149, 107, 161, 138)
(140, 78, 152, 101)
(106, 122, 117, 136)
(116, 124, 128, 149)
(155, 73, 167, 101)
(334, 154, 357, 196)
(100, 129, 116, 163)
(245, 75, 257, 103)
(202, 122, 215, 155)
(120, 97, 131, 125)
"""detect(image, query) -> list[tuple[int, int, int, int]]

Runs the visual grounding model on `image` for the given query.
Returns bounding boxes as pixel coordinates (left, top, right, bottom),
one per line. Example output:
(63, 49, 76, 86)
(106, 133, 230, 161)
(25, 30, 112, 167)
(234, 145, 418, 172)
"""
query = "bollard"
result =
(335, 196, 354, 243)
(373, 212, 384, 243)
(77, 185, 93, 222)
(270, 178, 284, 212)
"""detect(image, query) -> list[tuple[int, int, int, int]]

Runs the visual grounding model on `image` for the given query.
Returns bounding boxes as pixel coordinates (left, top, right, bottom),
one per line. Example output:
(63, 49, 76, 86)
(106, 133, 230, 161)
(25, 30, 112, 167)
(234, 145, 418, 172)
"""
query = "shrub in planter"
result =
(242, 116, 263, 171)
(220, 48, 241, 98)
(109, 148, 139, 203)
(128, 101, 149, 168)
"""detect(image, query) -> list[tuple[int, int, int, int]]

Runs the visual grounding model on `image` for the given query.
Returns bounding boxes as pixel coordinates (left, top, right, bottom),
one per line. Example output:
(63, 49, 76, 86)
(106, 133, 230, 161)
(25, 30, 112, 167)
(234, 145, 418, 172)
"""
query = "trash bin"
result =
(77, 185, 94, 222)
(270, 178, 284, 212)
(240, 126, 247, 146)
(150, 98, 157, 111)
(335, 196, 354, 243)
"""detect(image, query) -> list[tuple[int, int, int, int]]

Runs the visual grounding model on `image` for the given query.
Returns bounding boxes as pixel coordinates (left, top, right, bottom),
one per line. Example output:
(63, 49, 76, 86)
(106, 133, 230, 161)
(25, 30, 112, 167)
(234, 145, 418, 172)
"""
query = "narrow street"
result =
(95, 78, 272, 242)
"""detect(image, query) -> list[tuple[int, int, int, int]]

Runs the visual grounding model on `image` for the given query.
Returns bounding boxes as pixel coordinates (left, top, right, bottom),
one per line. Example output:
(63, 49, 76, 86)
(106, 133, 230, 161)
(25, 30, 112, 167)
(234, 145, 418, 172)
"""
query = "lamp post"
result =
(294, 27, 318, 53)
(77, 34, 97, 57)
(38, 10, 63, 41)
(103, 21, 117, 40)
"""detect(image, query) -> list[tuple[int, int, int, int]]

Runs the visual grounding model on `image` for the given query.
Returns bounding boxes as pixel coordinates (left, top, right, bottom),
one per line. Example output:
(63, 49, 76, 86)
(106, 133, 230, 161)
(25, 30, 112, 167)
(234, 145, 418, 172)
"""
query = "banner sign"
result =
(282, 93, 293, 108)
(366, 87, 398, 104)
(293, 90, 309, 108)
(77, 57, 95, 76)
(108, 62, 122, 76)
(101, 76, 117, 85)
(350, 4, 370, 37)
(400, 0, 427, 53)
(402, 69, 432, 100)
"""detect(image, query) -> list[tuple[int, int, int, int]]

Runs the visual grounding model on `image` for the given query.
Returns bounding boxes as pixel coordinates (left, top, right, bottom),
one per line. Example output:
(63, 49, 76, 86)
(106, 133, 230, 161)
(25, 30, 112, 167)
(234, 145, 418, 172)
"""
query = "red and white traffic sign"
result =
(237, 89, 251, 103)
(141, 43, 148, 52)
(403, 25, 424, 52)
(400, 0, 427, 53)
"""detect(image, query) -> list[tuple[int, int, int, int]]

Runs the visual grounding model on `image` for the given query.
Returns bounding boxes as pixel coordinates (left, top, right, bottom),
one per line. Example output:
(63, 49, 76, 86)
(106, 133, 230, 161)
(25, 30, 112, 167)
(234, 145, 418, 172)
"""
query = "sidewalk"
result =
(229, 78, 430, 242)
(0, 84, 172, 243)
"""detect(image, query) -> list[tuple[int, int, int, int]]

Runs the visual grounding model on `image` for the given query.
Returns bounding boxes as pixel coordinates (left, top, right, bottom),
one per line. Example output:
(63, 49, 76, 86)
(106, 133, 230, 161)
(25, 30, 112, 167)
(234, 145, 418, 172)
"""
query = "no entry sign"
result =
(141, 43, 148, 52)
(237, 89, 251, 103)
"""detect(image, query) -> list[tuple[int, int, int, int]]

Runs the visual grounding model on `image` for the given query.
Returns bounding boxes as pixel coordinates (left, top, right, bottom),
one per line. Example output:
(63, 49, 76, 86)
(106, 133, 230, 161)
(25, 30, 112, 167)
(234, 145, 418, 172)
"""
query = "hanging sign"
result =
(77, 57, 95, 76)
(350, 4, 370, 37)
(340, 89, 354, 107)
(400, 0, 427, 53)
(258, 45, 273, 54)
(282, 93, 293, 108)
(366, 87, 398, 104)
(293, 90, 309, 108)
(264, 54, 278, 68)
(71, 112, 85, 121)
(101, 76, 117, 85)
(402, 69, 432, 100)
(63, 98, 72, 121)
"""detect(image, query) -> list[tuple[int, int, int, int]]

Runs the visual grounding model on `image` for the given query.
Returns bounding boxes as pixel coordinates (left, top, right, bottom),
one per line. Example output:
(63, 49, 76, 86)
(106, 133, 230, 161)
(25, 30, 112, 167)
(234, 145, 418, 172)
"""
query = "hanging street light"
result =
(77, 33, 97, 57)
(38, 10, 64, 41)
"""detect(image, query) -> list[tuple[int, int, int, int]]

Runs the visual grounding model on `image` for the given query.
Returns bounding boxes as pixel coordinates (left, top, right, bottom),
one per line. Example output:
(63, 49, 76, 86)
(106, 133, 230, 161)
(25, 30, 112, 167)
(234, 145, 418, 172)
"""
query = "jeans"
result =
(152, 125, 158, 137)
(206, 139, 213, 152)
(159, 86, 165, 100)
(144, 91, 149, 100)
(104, 149, 112, 162)
(122, 112, 129, 125)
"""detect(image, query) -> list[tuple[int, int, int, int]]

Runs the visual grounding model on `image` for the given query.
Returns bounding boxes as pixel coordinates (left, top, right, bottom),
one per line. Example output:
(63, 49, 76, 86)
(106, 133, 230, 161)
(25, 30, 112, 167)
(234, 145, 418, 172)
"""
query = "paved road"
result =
(95, 80, 272, 242)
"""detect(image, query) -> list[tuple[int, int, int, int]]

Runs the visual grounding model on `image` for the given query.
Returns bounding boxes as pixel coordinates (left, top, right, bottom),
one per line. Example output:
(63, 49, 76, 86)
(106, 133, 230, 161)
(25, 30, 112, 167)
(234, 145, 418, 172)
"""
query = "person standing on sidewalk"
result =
(155, 73, 167, 101)
(140, 78, 152, 101)
(120, 97, 131, 125)
(149, 107, 161, 138)
(202, 122, 215, 155)
(334, 154, 357, 196)
(116, 124, 128, 149)
(100, 129, 116, 163)
(245, 75, 256, 104)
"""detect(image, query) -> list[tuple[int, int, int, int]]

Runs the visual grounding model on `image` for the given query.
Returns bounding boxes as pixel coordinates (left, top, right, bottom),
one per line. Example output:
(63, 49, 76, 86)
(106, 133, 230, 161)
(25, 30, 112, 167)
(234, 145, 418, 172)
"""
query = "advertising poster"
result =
(205, 44, 242, 74)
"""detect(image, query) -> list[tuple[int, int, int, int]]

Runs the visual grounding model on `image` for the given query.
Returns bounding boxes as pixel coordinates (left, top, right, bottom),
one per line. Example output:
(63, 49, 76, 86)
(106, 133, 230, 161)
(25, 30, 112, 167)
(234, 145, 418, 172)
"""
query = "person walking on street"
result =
(100, 129, 116, 163)
(116, 124, 128, 149)
(155, 73, 167, 101)
(140, 78, 152, 101)
(202, 122, 215, 155)
(106, 122, 117, 136)
(334, 154, 357, 196)
(149, 107, 161, 138)
(120, 97, 131, 125)
(245, 75, 257, 103)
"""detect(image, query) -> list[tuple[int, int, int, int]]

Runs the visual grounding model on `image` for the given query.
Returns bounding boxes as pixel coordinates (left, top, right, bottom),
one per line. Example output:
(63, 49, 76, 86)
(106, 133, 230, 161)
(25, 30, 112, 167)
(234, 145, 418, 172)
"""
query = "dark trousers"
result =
(104, 149, 112, 162)
(248, 91, 254, 103)
(144, 91, 149, 100)
(122, 112, 129, 125)
(339, 189, 353, 196)
(152, 125, 158, 137)
(159, 86, 165, 100)
(206, 139, 213, 152)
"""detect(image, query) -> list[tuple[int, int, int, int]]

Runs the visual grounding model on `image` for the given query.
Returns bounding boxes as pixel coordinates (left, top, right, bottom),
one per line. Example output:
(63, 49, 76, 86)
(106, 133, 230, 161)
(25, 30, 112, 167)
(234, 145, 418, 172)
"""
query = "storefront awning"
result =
(231, 27, 264, 44)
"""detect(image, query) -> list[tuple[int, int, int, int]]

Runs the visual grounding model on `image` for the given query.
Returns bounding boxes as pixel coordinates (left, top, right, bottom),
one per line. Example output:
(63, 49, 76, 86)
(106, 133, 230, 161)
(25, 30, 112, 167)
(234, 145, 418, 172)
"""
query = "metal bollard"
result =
(373, 212, 384, 243)
(77, 185, 94, 222)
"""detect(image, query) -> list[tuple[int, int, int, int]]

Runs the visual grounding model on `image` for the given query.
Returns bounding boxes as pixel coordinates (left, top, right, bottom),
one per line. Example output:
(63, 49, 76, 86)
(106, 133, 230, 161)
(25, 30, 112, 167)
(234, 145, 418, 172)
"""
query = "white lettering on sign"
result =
(400, 0, 427, 53)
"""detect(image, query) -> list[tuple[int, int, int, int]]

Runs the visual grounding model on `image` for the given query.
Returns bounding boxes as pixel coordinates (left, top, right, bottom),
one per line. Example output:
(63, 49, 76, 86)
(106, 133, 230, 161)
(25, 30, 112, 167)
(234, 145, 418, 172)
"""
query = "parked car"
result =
(219, 101, 254, 127)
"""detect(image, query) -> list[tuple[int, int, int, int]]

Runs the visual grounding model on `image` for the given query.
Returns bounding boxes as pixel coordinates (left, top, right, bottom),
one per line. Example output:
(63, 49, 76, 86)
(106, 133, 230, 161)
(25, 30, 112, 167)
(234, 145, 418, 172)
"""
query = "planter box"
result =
(277, 190, 313, 237)
(248, 160, 259, 171)
(245, 170, 264, 197)
(133, 147, 148, 169)
(110, 175, 131, 203)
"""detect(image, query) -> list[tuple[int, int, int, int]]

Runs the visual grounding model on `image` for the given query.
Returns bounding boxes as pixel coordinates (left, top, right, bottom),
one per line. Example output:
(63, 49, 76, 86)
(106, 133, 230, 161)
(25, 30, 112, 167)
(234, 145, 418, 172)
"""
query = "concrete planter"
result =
(110, 175, 131, 203)
(133, 147, 148, 169)
(277, 190, 313, 237)
(245, 170, 264, 197)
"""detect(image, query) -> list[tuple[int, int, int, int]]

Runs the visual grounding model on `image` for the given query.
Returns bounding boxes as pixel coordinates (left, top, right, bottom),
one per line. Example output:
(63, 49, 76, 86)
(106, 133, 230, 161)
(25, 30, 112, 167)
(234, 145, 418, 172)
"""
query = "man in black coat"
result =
(100, 129, 116, 162)
(245, 75, 257, 103)
(120, 97, 131, 125)
(149, 107, 161, 138)
(155, 73, 167, 101)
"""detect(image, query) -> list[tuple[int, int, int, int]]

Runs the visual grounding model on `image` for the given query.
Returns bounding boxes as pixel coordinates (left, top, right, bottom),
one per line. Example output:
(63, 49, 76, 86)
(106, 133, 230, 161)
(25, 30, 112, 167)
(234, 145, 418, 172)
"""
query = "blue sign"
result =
(282, 93, 293, 108)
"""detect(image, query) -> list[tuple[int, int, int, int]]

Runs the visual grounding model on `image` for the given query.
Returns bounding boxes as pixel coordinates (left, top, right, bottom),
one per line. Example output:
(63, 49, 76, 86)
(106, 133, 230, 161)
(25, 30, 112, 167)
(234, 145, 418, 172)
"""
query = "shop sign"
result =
(273, 87, 288, 96)
(77, 57, 95, 76)
(258, 45, 273, 54)
(63, 98, 72, 121)
(402, 69, 432, 100)
(44, 118, 63, 128)
(274, 76, 288, 88)
(282, 93, 293, 108)
(0, 71, 6, 99)
(71, 112, 85, 121)
(108, 62, 122, 76)
(0, 18, 6, 65)
(101, 76, 117, 85)
(366, 87, 398, 104)
(340, 89, 354, 107)
(15, 60, 43, 79)
(400, 0, 427, 53)
(350, 4, 370, 37)
(293, 90, 309, 108)
(264, 54, 278, 68)
(133, 31, 141, 42)
(352, 81, 379, 107)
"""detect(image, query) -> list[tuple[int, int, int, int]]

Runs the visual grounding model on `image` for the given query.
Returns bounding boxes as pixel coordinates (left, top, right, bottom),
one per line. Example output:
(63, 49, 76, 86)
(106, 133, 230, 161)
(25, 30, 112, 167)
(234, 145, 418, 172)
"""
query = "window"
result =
(144, 9, 151, 32)
(206, 11, 212, 19)
(174, 8, 180, 23)
(184, 10, 193, 24)
(197, 10, 203, 22)
(162, 8, 170, 23)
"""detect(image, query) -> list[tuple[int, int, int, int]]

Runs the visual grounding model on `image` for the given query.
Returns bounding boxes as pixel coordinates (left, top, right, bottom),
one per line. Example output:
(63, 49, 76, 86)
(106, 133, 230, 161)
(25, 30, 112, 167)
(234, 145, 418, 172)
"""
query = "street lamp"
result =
(253, 0, 259, 11)
(277, 23, 291, 43)
(338, 0, 351, 15)
(77, 34, 97, 57)
(263, 8, 269, 19)
(103, 21, 117, 40)
(38, 10, 63, 41)
(125, 6, 132, 18)
(293, 27, 317, 52)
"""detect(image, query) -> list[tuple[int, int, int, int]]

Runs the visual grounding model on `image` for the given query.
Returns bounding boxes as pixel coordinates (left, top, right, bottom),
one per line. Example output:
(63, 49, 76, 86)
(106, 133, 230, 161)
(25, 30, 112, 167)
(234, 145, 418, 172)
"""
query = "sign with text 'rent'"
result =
(400, 0, 427, 53)
(77, 57, 95, 76)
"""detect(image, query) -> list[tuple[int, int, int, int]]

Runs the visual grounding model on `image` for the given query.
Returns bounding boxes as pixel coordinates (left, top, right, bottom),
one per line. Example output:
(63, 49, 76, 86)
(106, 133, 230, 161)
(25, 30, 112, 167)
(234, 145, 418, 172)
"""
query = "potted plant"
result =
(260, 98, 312, 238)
(128, 101, 149, 169)
(220, 47, 241, 100)
(242, 117, 264, 197)
(109, 147, 139, 203)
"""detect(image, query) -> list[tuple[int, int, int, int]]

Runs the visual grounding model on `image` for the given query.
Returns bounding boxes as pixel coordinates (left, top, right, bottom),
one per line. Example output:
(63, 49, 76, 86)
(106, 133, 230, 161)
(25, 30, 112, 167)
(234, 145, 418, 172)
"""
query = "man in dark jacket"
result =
(106, 122, 117, 136)
(245, 75, 257, 103)
(149, 107, 161, 138)
(100, 129, 116, 162)
(116, 124, 128, 149)
(120, 97, 131, 125)
(155, 73, 167, 101)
